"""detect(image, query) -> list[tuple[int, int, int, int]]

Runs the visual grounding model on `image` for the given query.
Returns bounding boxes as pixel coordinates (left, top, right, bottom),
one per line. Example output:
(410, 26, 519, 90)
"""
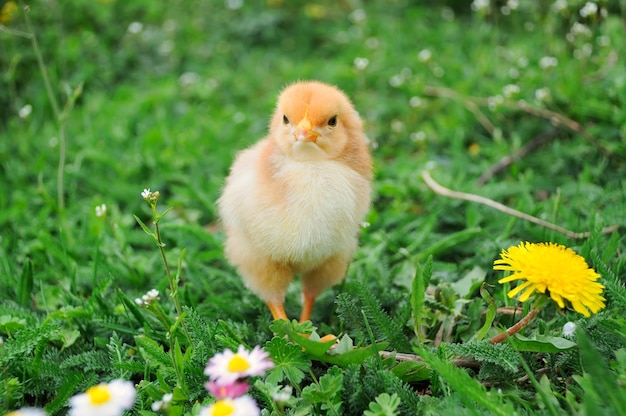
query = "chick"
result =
(217, 81, 372, 322)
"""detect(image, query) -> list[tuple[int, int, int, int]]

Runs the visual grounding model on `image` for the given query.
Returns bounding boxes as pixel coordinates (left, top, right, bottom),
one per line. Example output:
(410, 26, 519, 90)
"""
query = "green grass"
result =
(1, 0, 626, 415)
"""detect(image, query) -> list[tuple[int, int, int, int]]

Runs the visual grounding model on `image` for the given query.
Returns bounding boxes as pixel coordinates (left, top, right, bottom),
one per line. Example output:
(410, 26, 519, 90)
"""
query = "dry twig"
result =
(421, 170, 619, 239)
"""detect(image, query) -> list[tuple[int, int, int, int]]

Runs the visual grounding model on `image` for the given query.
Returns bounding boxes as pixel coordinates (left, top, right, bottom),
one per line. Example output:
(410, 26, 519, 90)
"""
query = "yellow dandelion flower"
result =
(494, 242, 606, 317)
(0, 1, 19, 24)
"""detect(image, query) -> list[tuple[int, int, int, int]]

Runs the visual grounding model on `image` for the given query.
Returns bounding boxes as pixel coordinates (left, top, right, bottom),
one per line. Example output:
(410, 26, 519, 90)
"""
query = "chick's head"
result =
(270, 81, 364, 162)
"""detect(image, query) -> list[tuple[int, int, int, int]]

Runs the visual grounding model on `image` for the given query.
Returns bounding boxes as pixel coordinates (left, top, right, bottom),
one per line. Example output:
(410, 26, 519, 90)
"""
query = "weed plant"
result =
(1, 0, 625, 415)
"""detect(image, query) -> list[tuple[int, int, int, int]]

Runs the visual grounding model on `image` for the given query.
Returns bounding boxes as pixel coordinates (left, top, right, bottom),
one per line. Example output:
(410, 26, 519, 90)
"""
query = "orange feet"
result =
(267, 302, 288, 320)
(299, 293, 316, 323)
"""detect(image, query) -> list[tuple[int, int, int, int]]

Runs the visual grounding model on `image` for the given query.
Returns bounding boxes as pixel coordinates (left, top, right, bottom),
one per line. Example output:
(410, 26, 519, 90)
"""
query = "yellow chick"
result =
(217, 81, 373, 322)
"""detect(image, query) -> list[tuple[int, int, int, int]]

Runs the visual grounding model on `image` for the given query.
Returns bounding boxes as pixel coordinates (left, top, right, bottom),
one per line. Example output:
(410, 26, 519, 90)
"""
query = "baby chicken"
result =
(217, 81, 372, 322)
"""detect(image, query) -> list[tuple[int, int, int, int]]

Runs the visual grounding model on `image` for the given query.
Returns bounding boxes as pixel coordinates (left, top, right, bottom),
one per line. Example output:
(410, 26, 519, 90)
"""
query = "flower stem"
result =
(491, 307, 540, 344)
(152, 204, 191, 342)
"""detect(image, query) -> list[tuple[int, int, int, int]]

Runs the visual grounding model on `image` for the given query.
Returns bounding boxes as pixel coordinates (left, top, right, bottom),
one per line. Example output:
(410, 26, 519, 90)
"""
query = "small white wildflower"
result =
(534, 88, 551, 102)
(487, 95, 504, 110)
(410, 131, 426, 142)
(134, 298, 145, 306)
(508, 67, 520, 78)
(360, 221, 370, 229)
(517, 56, 529, 68)
(349, 8, 366, 23)
(18, 104, 33, 119)
(552, 0, 568, 13)
(226, 0, 243, 10)
(272, 385, 293, 403)
(95, 204, 107, 218)
(580, 2, 598, 18)
(570, 22, 592, 37)
(391, 119, 404, 133)
(575, 43, 593, 59)
(503, 84, 520, 98)
(563, 321, 576, 337)
(353, 57, 369, 71)
(409, 96, 423, 108)
(141, 188, 151, 199)
(388, 74, 403, 87)
(417, 49, 432, 63)
(506, 0, 518, 10)
(158, 40, 174, 56)
(365, 37, 379, 49)
(539, 56, 558, 69)
(471, 0, 490, 13)
(178, 72, 201, 88)
(127, 22, 143, 34)
(151, 393, 173, 412)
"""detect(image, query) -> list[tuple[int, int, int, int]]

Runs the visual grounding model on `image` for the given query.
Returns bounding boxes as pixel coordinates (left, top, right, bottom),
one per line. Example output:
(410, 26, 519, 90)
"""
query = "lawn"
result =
(1, 0, 625, 415)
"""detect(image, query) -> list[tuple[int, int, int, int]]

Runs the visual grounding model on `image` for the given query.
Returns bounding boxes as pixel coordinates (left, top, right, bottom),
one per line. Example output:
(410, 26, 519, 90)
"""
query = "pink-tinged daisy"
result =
(205, 380, 249, 399)
(69, 379, 136, 416)
(204, 345, 274, 385)
(198, 396, 260, 416)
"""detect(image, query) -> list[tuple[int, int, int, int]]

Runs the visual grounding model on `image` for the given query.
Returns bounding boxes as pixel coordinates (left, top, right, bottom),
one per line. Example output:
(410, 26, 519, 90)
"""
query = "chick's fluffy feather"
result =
(218, 81, 372, 309)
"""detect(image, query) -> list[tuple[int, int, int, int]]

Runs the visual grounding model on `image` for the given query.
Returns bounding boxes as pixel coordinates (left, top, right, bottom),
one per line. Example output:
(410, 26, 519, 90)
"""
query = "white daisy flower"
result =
(6, 408, 47, 416)
(69, 379, 136, 416)
(204, 345, 273, 385)
(198, 396, 260, 416)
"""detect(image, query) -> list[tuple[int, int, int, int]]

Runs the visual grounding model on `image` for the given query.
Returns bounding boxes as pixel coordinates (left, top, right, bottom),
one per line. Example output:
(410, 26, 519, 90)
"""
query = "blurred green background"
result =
(1, 0, 625, 414)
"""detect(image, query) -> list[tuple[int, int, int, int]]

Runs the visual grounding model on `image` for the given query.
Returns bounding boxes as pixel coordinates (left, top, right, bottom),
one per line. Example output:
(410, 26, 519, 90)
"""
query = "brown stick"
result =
(379, 351, 481, 370)
(490, 307, 540, 344)
(421, 170, 620, 240)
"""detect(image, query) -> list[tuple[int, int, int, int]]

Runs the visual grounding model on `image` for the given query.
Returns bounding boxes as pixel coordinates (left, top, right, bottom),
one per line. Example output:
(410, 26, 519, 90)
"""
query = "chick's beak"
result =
(295, 116, 320, 143)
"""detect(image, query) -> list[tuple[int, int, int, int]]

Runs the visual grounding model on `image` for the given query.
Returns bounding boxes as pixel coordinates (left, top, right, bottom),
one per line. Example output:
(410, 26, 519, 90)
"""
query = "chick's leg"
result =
(267, 302, 288, 321)
(300, 253, 351, 323)
(224, 229, 293, 320)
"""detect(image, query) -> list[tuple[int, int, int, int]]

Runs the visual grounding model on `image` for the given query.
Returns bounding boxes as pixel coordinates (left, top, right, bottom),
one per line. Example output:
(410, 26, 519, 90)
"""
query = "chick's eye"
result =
(328, 115, 337, 127)
(283, 115, 289, 125)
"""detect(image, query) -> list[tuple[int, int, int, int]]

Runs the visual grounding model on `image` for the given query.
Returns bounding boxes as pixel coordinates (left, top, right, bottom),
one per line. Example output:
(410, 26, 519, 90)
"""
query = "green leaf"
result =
(302, 366, 344, 414)
(450, 265, 486, 298)
(391, 360, 431, 382)
(321, 342, 390, 366)
(508, 334, 576, 352)
(411, 255, 432, 341)
(18, 257, 34, 307)
(416, 345, 516, 416)
(476, 283, 497, 341)
(364, 393, 401, 416)
(135, 335, 172, 369)
(270, 319, 335, 356)
(302, 366, 343, 403)
(414, 227, 482, 262)
(133, 214, 157, 240)
(265, 336, 311, 384)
